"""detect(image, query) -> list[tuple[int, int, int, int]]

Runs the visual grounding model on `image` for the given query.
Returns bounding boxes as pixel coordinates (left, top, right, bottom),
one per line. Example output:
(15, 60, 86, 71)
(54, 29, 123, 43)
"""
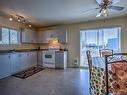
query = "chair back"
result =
(105, 53, 127, 95)
(99, 49, 113, 57)
(86, 50, 92, 79)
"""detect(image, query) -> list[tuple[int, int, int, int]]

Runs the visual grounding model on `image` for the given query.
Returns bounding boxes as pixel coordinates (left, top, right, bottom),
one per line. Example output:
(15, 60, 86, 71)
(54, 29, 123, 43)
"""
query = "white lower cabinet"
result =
(25, 52, 37, 68)
(11, 53, 20, 74)
(19, 53, 28, 71)
(30, 51, 37, 67)
(37, 51, 42, 66)
(0, 54, 11, 79)
(0, 51, 38, 79)
(11, 52, 37, 74)
(55, 51, 67, 69)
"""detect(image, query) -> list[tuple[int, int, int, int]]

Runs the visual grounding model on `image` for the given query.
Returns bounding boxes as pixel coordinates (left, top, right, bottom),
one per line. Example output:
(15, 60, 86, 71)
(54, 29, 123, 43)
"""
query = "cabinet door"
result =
(54, 29, 67, 43)
(0, 54, 11, 79)
(22, 29, 37, 43)
(37, 51, 42, 66)
(20, 53, 28, 71)
(55, 52, 67, 69)
(30, 51, 37, 67)
(32, 31, 37, 43)
(47, 29, 67, 43)
(55, 52, 64, 68)
(26, 52, 31, 68)
(38, 31, 49, 43)
(22, 29, 31, 43)
(11, 53, 20, 74)
(55, 52, 60, 68)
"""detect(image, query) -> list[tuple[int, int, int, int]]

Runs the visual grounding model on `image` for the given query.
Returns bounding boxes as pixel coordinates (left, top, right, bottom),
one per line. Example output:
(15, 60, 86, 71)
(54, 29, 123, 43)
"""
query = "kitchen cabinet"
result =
(22, 29, 37, 43)
(37, 51, 43, 66)
(10, 51, 37, 74)
(38, 29, 67, 43)
(55, 51, 67, 69)
(0, 54, 11, 79)
(19, 52, 29, 71)
(0, 51, 38, 79)
(38, 31, 49, 43)
(11, 53, 20, 74)
(11, 53, 28, 74)
(29, 51, 37, 67)
(51, 29, 67, 43)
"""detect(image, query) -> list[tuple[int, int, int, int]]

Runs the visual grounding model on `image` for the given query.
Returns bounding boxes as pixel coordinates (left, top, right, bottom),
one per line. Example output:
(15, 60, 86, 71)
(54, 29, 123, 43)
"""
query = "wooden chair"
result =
(86, 50, 93, 89)
(105, 53, 127, 95)
(99, 49, 113, 57)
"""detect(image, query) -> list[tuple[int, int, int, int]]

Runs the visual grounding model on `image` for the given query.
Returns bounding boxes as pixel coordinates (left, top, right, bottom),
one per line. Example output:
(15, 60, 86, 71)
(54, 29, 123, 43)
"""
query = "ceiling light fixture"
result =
(96, 8, 108, 17)
(9, 15, 13, 21)
(8, 15, 32, 28)
(28, 24, 32, 27)
(102, 9, 108, 17)
(17, 18, 21, 22)
(9, 17, 13, 21)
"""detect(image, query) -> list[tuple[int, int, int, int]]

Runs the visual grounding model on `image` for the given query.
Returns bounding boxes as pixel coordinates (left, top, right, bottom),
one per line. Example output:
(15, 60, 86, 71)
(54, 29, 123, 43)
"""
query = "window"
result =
(0, 27, 20, 44)
(80, 27, 121, 67)
(10, 29, 20, 44)
(0, 28, 9, 44)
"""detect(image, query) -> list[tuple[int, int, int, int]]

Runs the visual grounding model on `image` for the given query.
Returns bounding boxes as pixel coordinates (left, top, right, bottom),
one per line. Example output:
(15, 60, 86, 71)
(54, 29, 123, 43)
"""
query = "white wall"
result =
(38, 16, 127, 67)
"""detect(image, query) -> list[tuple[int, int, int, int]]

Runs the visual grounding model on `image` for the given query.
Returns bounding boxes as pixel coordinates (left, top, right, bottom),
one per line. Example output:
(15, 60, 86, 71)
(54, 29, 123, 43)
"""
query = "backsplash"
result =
(39, 43, 68, 50)
(0, 44, 38, 50)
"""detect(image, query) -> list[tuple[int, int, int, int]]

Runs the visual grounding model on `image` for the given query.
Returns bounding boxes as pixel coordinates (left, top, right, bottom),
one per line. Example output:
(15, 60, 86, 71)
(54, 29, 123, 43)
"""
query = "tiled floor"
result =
(0, 68, 90, 95)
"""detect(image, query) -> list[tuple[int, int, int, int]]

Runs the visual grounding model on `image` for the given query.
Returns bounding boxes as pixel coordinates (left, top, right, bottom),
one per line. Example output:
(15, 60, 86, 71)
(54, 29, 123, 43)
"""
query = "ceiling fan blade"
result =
(82, 7, 99, 13)
(96, 13, 102, 17)
(96, 0, 103, 4)
(108, 6, 124, 11)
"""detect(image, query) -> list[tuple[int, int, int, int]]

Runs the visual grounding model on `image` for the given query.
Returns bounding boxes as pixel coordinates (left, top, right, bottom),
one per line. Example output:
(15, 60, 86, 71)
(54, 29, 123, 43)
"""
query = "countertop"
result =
(0, 49, 68, 53)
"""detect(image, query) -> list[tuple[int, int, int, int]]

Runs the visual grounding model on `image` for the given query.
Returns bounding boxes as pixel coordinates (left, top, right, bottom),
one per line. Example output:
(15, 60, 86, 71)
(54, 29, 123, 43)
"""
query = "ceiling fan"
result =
(84, 0, 125, 17)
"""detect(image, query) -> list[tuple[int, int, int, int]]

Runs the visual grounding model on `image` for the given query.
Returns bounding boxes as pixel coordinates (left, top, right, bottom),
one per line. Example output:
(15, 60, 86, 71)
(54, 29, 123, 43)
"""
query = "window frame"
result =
(0, 27, 21, 45)
(80, 26, 121, 52)
(80, 26, 121, 67)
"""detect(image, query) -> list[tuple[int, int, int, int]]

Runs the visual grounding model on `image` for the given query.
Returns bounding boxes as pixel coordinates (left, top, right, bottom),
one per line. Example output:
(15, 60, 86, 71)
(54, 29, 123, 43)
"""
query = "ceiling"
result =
(0, 0, 127, 27)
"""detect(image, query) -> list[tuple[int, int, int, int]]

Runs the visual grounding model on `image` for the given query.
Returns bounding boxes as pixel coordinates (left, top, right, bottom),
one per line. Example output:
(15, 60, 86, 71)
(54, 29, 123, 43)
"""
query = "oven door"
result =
(42, 51, 55, 64)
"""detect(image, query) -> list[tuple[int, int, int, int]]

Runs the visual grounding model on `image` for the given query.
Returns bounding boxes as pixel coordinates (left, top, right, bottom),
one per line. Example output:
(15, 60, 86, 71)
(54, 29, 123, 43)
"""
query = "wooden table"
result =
(91, 57, 113, 95)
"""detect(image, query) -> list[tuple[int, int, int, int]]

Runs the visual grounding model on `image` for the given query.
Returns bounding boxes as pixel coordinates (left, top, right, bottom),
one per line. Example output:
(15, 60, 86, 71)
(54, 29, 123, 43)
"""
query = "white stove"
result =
(42, 50, 56, 68)
(42, 38, 60, 68)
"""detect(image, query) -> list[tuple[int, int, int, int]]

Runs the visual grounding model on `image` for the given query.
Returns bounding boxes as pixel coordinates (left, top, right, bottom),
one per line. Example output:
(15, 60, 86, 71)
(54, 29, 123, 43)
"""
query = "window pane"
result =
(10, 29, 19, 44)
(103, 28, 120, 52)
(85, 30, 98, 57)
(0, 28, 9, 44)
(80, 27, 121, 67)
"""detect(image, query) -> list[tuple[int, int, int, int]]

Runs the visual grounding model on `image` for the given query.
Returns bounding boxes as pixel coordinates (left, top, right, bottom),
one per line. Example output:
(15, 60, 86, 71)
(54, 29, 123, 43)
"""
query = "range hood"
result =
(47, 38, 58, 42)
(47, 37, 60, 50)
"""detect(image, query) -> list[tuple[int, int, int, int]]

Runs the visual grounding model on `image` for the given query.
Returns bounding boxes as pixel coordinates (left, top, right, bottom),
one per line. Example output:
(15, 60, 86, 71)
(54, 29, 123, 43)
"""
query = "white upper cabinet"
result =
(22, 28, 67, 44)
(38, 29, 67, 43)
(22, 29, 37, 43)
(38, 31, 49, 43)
